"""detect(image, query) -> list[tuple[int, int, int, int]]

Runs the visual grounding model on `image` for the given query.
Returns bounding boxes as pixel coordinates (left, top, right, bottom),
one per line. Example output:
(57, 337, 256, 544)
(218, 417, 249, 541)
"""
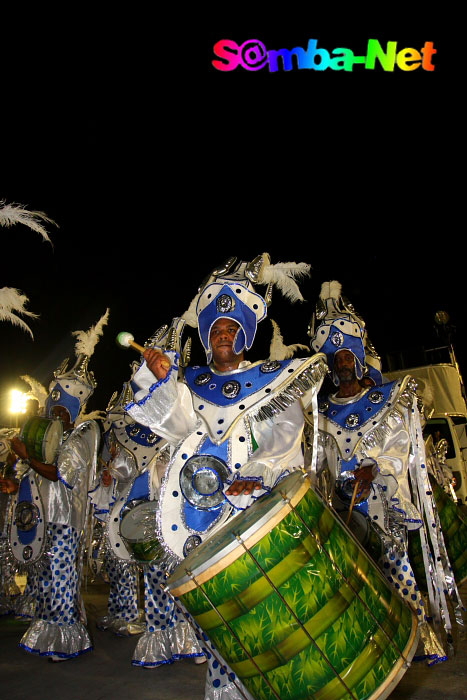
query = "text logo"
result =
(212, 38, 437, 73)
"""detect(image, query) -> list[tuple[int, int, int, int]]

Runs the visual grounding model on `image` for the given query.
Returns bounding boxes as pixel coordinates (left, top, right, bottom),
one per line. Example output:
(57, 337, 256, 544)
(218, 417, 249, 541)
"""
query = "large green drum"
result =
(168, 472, 418, 700)
(408, 475, 467, 591)
(21, 416, 63, 463)
(430, 475, 467, 585)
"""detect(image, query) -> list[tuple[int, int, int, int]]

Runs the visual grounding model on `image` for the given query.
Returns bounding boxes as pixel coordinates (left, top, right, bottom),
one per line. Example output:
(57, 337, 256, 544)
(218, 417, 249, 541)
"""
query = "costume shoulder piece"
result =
(316, 376, 418, 457)
(185, 353, 327, 444)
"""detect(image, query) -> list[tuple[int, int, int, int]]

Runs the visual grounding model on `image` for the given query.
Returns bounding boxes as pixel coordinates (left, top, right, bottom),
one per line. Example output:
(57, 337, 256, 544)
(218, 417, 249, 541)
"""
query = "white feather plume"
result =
(72, 308, 110, 357)
(75, 408, 106, 427)
(269, 319, 309, 360)
(20, 374, 48, 408)
(0, 287, 39, 337)
(182, 293, 200, 328)
(260, 262, 311, 302)
(0, 200, 57, 245)
(320, 280, 342, 300)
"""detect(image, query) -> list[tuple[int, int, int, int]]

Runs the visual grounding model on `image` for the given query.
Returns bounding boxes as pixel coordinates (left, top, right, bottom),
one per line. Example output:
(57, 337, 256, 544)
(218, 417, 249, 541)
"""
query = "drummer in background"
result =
(0, 433, 22, 615)
(125, 255, 327, 699)
(8, 310, 108, 661)
(91, 379, 204, 667)
(307, 281, 464, 665)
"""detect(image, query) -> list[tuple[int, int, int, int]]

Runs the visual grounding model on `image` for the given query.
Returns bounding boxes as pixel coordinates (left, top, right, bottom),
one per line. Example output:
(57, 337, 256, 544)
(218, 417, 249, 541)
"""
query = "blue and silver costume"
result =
(125, 257, 327, 700)
(97, 381, 203, 666)
(10, 421, 100, 659)
(308, 281, 463, 665)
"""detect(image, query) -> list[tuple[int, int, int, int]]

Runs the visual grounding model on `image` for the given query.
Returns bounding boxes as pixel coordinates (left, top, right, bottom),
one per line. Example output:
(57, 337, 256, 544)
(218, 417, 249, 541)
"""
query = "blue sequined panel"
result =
(185, 360, 293, 407)
(320, 381, 397, 431)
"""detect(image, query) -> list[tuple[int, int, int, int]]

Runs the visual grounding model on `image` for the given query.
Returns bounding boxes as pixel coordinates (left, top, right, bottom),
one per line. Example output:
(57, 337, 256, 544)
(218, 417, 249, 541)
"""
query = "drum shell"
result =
(430, 476, 467, 585)
(169, 474, 418, 700)
(409, 475, 467, 590)
(21, 417, 63, 463)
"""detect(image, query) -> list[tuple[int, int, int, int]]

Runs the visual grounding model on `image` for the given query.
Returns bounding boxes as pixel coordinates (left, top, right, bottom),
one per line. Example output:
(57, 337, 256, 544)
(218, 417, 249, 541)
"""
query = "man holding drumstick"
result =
(125, 254, 327, 699)
(308, 281, 463, 665)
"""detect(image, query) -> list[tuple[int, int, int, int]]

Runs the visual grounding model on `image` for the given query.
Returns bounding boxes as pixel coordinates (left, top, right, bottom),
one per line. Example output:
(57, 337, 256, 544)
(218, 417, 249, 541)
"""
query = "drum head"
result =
(21, 416, 63, 463)
(168, 471, 308, 590)
(42, 419, 63, 463)
(120, 500, 158, 542)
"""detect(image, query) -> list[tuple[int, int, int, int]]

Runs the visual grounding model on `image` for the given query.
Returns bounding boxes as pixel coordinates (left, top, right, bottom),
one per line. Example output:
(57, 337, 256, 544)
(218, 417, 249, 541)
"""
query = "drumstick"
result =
(346, 478, 361, 526)
(116, 332, 171, 369)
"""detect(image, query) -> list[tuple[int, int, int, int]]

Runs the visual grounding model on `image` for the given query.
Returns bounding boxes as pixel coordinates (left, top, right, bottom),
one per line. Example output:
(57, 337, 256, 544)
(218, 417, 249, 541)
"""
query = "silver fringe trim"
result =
(252, 358, 327, 422)
(357, 377, 418, 455)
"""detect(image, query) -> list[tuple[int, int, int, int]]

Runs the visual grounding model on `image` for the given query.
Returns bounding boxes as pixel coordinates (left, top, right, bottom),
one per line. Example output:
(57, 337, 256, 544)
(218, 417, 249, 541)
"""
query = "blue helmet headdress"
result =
(182, 255, 311, 364)
(45, 309, 110, 422)
(309, 281, 382, 386)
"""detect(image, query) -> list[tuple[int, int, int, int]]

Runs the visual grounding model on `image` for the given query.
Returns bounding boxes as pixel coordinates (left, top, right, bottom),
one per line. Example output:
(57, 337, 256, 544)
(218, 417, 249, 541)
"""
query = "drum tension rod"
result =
(186, 566, 283, 700)
(233, 532, 360, 700)
(279, 494, 412, 669)
(161, 587, 254, 700)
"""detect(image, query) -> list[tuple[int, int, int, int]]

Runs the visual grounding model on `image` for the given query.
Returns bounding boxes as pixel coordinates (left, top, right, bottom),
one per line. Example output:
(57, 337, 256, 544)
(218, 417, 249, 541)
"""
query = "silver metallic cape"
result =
(42, 420, 100, 531)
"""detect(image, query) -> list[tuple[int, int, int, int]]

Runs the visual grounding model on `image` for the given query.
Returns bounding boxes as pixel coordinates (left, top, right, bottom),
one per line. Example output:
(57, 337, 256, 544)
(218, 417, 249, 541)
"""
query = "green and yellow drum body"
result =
(168, 472, 418, 700)
(409, 475, 467, 590)
(430, 475, 467, 585)
(21, 416, 63, 463)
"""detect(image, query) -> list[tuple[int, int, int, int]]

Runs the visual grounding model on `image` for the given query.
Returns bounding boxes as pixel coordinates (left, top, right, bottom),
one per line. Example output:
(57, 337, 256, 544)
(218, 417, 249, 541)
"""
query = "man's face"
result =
(334, 349, 357, 383)
(210, 318, 241, 365)
(51, 404, 73, 430)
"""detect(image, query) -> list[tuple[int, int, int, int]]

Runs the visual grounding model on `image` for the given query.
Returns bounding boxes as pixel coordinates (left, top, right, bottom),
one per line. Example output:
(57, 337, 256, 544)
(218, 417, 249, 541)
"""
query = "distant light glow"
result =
(9, 390, 28, 414)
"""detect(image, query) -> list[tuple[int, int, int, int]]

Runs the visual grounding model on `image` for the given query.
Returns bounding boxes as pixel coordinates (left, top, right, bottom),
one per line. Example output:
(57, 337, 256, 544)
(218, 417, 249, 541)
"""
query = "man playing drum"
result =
(125, 255, 327, 699)
(307, 281, 464, 665)
(91, 379, 203, 667)
(8, 311, 107, 661)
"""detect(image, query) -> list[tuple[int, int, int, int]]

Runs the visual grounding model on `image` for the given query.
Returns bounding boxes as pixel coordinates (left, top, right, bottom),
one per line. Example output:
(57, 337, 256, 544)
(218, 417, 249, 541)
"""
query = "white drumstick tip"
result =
(117, 332, 134, 348)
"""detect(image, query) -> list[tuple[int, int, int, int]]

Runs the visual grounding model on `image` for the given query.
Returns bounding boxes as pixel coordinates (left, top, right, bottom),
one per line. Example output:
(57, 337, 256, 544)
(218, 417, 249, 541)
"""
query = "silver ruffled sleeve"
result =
(126, 355, 198, 445)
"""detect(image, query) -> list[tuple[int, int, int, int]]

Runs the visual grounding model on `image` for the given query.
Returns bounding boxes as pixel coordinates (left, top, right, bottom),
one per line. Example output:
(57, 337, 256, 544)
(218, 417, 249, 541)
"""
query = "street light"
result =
(9, 389, 28, 427)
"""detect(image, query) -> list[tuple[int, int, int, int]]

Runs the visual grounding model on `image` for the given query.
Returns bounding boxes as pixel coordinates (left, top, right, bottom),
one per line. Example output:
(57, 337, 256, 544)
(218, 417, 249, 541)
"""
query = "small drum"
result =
(120, 501, 164, 562)
(168, 472, 418, 700)
(21, 416, 63, 463)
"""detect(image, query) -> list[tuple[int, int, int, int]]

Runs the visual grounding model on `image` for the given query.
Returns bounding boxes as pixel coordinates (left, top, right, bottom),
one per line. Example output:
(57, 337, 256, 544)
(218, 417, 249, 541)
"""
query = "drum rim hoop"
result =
(169, 473, 309, 596)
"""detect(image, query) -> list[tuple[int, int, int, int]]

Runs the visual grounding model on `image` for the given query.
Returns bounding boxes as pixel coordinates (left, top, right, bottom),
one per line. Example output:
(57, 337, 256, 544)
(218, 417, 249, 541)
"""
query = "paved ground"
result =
(1, 579, 466, 700)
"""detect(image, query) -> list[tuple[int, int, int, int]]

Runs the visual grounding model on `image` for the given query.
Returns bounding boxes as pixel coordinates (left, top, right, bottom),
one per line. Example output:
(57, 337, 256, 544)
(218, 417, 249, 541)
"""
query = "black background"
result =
(1, 9, 461, 422)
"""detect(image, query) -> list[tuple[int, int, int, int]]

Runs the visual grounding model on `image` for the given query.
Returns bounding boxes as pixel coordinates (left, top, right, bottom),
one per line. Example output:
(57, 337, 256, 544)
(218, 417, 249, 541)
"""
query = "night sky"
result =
(1, 10, 460, 424)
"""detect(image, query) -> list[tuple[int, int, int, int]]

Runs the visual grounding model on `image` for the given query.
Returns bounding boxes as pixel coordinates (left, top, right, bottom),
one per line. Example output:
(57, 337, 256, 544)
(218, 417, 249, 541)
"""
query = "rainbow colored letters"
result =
(212, 38, 437, 73)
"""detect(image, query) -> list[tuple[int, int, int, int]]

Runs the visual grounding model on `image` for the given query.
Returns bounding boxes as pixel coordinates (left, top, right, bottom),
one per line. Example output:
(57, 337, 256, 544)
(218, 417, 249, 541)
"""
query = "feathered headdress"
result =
(72, 308, 110, 357)
(20, 374, 48, 410)
(269, 319, 309, 361)
(0, 287, 39, 338)
(45, 309, 110, 422)
(0, 200, 57, 337)
(0, 200, 57, 245)
(310, 281, 382, 386)
(182, 254, 311, 363)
